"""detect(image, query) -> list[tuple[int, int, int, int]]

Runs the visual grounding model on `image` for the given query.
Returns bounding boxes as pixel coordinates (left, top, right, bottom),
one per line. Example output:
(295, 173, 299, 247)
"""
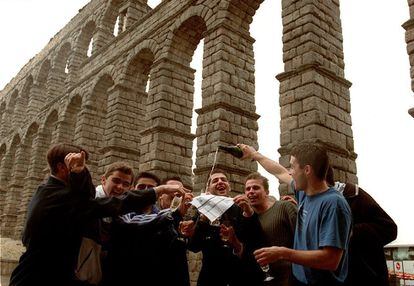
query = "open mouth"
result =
(248, 196, 257, 201)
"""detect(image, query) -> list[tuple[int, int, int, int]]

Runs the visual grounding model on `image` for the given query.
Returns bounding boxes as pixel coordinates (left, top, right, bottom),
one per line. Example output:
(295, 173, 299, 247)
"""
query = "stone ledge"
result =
(409, 107, 414, 118)
(403, 19, 414, 31)
(195, 102, 260, 120)
(276, 63, 352, 88)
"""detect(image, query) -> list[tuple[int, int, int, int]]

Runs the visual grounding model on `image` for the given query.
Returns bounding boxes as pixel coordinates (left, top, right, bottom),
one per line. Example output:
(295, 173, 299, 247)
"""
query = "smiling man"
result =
(239, 142, 352, 286)
(244, 172, 297, 286)
(188, 169, 261, 286)
(101, 162, 134, 197)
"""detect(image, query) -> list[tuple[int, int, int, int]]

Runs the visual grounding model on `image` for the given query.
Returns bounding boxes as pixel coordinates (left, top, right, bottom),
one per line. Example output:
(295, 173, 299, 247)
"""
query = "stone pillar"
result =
(1, 144, 29, 238)
(12, 97, 27, 128)
(46, 65, 65, 101)
(138, 58, 196, 184)
(73, 105, 102, 181)
(65, 47, 85, 87)
(193, 24, 259, 194)
(0, 107, 11, 139)
(121, 1, 151, 30)
(98, 84, 142, 173)
(403, 0, 414, 115)
(277, 0, 357, 191)
(27, 82, 46, 118)
(93, 27, 113, 51)
(0, 142, 19, 237)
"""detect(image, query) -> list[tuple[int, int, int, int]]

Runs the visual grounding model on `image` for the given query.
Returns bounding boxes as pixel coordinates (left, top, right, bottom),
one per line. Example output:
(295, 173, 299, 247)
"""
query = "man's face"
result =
(135, 177, 158, 191)
(289, 156, 307, 191)
(209, 173, 230, 196)
(245, 179, 268, 208)
(101, 171, 132, 197)
(159, 179, 183, 209)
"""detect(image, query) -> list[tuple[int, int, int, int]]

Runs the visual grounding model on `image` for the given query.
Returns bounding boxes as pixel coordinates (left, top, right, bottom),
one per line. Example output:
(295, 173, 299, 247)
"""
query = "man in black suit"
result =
(9, 143, 185, 286)
(188, 169, 262, 286)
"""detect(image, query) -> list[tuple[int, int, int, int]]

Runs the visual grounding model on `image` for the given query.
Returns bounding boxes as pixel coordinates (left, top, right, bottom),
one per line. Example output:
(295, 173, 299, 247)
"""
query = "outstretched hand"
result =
(154, 184, 187, 198)
(237, 143, 257, 160)
(64, 151, 86, 173)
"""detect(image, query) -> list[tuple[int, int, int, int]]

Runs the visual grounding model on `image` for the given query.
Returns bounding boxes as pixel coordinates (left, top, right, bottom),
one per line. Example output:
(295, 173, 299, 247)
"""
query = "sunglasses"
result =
(136, 184, 156, 190)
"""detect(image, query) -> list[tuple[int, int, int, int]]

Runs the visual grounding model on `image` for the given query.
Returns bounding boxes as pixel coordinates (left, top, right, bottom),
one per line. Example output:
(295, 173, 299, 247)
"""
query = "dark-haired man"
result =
(325, 167, 397, 286)
(9, 143, 185, 286)
(239, 143, 352, 286)
(188, 169, 261, 286)
(244, 172, 297, 286)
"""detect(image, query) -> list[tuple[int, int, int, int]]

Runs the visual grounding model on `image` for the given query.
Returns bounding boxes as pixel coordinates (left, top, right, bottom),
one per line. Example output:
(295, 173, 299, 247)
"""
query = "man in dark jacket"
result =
(326, 167, 398, 286)
(9, 143, 184, 286)
(338, 183, 397, 286)
(187, 169, 262, 286)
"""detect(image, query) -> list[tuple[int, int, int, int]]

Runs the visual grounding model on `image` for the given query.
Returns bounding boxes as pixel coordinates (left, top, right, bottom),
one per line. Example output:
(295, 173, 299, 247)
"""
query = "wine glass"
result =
(170, 195, 182, 212)
(220, 219, 232, 248)
(206, 216, 221, 240)
(178, 203, 199, 242)
(260, 264, 274, 282)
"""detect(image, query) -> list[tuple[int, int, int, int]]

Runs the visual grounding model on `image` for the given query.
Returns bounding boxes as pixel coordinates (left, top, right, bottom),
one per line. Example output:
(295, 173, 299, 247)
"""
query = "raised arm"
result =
(238, 144, 292, 185)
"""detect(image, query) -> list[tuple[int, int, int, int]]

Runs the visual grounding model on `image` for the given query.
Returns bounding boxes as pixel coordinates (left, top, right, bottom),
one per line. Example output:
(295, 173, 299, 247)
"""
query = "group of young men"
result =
(9, 141, 397, 286)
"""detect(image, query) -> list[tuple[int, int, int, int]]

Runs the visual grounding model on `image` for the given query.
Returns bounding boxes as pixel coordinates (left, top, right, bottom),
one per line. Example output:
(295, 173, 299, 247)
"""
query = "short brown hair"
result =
(161, 176, 182, 185)
(245, 172, 269, 191)
(134, 171, 160, 187)
(290, 142, 329, 181)
(104, 162, 134, 184)
(326, 166, 335, 186)
(47, 143, 89, 175)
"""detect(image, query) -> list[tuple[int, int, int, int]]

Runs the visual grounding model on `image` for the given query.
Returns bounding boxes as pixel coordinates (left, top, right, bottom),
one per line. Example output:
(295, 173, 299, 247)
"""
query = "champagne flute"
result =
(206, 216, 221, 240)
(170, 195, 182, 212)
(220, 219, 232, 248)
(261, 264, 274, 282)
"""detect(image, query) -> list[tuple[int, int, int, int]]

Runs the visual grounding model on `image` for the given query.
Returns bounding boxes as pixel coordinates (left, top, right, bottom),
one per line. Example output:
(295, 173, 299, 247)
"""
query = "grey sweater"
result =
(258, 200, 297, 286)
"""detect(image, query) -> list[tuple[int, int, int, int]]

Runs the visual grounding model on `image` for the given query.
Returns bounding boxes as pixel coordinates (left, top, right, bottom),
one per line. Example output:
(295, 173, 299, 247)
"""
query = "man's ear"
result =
(101, 175, 106, 187)
(304, 165, 312, 176)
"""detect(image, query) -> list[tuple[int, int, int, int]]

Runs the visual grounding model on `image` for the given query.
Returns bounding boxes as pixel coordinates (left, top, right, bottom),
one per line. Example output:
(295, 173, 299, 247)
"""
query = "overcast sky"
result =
(0, 0, 413, 245)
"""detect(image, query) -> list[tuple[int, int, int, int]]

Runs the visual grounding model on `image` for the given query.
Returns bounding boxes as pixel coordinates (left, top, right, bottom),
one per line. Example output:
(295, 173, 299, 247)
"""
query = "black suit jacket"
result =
(10, 169, 156, 286)
(343, 183, 397, 286)
(188, 204, 263, 286)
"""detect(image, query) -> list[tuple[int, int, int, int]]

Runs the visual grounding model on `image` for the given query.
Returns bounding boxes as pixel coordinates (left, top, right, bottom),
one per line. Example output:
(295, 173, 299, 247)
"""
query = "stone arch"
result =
(100, 0, 125, 38)
(0, 101, 6, 138)
(54, 42, 72, 75)
(77, 20, 97, 61)
(21, 75, 33, 103)
(1, 90, 19, 139)
(0, 143, 6, 221)
(33, 59, 51, 107)
(169, 4, 216, 36)
(225, 0, 262, 31)
(13, 76, 33, 127)
(60, 95, 82, 144)
(0, 134, 21, 237)
(0, 134, 20, 189)
(166, 15, 208, 66)
(0, 143, 6, 178)
(48, 42, 72, 97)
(122, 39, 159, 78)
(137, 14, 208, 182)
(13, 122, 39, 237)
(124, 48, 155, 93)
(74, 74, 114, 177)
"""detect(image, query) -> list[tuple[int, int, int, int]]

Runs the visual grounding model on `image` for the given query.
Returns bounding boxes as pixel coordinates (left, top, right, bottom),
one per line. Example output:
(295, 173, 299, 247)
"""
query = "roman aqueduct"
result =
(0, 1, 413, 280)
